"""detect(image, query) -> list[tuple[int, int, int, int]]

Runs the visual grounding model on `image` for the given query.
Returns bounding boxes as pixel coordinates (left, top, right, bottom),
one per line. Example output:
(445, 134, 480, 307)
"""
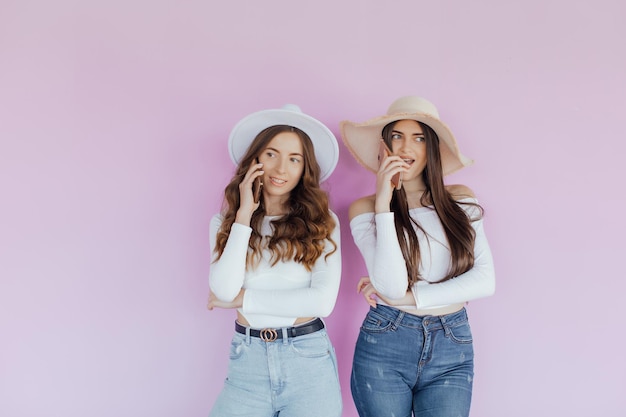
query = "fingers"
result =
(379, 157, 408, 184)
(379, 153, 408, 172)
(375, 156, 408, 205)
(245, 161, 264, 179)
(361, 285, 378, 307)
(357, 277, 378, 307)
(207, 291, 215, 310)
(357, 276, 371, 293)
(242, 162, 264, 190)
(238, 161, 264, 213)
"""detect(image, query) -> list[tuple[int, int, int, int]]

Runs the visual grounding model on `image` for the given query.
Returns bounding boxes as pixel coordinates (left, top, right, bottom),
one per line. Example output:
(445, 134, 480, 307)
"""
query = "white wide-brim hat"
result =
(340, 96, 473, 176)
(228, 104, 339, 182)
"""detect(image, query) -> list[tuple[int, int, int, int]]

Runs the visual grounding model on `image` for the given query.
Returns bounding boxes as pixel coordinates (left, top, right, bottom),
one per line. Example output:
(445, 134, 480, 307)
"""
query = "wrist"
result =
(235, 211, 252, 226)
(375, 203, 391, 214)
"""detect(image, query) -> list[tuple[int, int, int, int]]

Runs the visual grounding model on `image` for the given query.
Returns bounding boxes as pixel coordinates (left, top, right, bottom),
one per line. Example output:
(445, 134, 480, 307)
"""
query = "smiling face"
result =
(257, 130, 305, 204)
(387, 119, 428, 181)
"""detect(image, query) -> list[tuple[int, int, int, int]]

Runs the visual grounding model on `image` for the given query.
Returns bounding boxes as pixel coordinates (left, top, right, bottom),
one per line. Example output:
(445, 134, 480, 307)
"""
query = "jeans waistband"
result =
(235, 318, 325, 342)
(369, 304, 468, 329)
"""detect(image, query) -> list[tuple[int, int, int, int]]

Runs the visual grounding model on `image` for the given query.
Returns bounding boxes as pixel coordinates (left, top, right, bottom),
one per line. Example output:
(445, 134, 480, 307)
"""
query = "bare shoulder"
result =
(349, 194, 376, 221)
(446, 184, 476, 200)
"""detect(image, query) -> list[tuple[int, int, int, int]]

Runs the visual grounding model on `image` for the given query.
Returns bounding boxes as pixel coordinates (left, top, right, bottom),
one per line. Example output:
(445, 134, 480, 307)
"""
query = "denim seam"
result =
(443, 322, 473, 344)
(391, 310, 405, 331)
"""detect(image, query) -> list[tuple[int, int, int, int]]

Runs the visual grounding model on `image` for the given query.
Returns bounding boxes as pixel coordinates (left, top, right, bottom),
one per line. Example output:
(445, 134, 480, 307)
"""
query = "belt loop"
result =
(245, 327, 251, 345)
(281, 327, 289, 345)
(391, 310, 405, 331)
(437, 315, 450, 336)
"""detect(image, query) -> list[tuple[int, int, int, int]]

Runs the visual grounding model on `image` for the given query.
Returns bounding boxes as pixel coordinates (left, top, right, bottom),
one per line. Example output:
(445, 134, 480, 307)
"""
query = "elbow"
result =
(209, 281, 239, 303)
(209, 264, 243, 302)
(370, 277, 409, 300)
(317, 299, 337, 318)
(489, 277, 496, 297)
(371, 270, 408, 300)
(212, 289, 238, 303)
(484, 272, 496, 297)
(376, 283, 407, 300)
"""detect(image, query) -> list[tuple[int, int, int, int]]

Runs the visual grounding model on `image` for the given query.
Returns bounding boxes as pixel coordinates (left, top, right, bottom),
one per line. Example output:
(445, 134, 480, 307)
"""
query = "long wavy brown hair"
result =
(382, 121, 482, 288)
(213, 125, 337, 271)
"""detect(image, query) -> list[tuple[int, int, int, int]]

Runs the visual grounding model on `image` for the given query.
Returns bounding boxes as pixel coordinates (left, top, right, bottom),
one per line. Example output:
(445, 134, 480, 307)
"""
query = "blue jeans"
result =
(209, 327, 342, 417)
(351, 305, 474, 417)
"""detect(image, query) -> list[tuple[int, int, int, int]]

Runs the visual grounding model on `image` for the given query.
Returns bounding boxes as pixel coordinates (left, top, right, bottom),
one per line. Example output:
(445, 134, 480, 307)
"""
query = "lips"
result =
(269, 177, 287, 186)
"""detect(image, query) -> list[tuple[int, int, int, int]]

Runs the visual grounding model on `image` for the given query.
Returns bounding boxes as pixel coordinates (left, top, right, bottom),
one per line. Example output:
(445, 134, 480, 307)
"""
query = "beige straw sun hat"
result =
(340, 96, 473, 176)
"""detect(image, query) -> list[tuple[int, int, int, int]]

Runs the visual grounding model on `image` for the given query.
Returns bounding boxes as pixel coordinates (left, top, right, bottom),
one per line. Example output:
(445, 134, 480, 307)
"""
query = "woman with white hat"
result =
(207, 104, 342, 417)
(341, 96, 496, 417)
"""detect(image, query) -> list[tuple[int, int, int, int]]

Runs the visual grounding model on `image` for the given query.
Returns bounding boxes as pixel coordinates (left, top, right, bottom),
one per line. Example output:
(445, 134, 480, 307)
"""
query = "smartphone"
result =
(378, 141, 402, 190)
(252, 159, 263, 204)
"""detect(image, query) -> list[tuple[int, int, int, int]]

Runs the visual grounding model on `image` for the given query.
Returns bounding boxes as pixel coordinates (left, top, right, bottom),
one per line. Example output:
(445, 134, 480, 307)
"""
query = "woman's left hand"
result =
(207, 289, 244, 310)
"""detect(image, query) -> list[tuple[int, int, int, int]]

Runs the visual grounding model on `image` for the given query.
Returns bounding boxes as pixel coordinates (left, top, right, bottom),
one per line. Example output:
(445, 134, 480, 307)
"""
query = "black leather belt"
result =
(235, 318, 325, 342)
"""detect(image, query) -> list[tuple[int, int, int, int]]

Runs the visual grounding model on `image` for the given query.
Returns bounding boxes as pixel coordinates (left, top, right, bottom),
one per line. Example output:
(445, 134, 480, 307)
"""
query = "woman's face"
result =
(257, 131, 305, 199)
(389, 119, 428, 180)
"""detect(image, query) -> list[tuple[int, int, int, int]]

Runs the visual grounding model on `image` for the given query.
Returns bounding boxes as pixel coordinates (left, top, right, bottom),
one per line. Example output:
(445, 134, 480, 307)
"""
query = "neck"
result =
(265, 209, 287, 216)
(401, 178, 428, 208)
(263, 195, 289, 216)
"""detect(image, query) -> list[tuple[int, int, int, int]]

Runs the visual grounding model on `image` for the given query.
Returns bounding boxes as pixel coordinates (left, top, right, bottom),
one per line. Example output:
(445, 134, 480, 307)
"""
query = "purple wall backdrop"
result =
(1, 1, 625, 416)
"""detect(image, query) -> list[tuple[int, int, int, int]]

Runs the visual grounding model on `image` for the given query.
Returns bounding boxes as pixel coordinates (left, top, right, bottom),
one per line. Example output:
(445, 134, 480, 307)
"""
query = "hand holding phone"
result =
(378, 141, 402, 190)
(252, 159, 263, 204)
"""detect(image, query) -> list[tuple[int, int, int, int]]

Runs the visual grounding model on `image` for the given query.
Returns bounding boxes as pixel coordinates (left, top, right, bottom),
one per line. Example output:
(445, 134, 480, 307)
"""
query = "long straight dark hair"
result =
(382, 121, 481, 288)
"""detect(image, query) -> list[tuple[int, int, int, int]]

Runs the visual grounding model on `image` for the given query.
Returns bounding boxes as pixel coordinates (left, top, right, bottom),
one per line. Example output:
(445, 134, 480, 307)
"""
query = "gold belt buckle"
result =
(259, 328, 278, 342)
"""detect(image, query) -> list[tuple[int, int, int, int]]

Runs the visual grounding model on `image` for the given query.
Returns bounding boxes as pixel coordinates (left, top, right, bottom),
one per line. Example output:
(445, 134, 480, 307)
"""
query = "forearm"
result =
(371, 212, 409, 298)
(412, 219, 495, 308)
(243, 286, 338, 318)
(378, 290, 416, 307)
(209, 219, 251, 302)
(413, 267, 495, 308)
(244, 245, 341, 318)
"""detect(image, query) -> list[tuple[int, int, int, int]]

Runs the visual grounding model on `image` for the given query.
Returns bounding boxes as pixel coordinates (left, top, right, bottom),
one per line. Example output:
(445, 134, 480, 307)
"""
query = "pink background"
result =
(1, 0, 625, 416)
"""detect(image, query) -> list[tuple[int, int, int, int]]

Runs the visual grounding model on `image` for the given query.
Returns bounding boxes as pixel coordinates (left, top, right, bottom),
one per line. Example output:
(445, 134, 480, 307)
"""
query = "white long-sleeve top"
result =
(350, 198, 495, 311)
(209, 211, 341, 328)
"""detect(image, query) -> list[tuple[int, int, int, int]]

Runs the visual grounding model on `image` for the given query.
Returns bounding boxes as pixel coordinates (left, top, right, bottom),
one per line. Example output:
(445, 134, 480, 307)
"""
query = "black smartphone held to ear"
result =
(252, 159, 263, 204)
(378, 141, 402, 190)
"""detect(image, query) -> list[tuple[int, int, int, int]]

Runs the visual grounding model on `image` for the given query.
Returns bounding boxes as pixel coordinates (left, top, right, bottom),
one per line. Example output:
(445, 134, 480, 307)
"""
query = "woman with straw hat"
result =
(341, 96, 496, 417)
(207, 104, 342, 416)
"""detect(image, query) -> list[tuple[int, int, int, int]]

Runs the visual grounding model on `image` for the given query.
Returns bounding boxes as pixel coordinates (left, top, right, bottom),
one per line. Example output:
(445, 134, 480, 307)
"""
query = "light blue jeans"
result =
(209, 326, 342, 417)
(351, 305, 474, 417)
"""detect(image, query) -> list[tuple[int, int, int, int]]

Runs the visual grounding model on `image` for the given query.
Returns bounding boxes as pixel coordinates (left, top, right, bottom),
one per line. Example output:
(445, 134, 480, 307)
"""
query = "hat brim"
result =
(340, 112, 473, 176)
(228, 107, 339, 182)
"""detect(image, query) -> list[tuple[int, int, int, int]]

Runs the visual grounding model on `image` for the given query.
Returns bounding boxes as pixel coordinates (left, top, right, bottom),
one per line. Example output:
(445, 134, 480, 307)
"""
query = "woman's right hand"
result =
(235, 161, 264, 226)
(357, 277, 378, 308)
(375, 152, 408, 213)
(358, 276, 416, 308)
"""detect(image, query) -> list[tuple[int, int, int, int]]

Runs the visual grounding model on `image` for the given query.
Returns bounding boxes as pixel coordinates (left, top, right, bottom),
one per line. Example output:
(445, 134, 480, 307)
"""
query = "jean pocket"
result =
(290, 332, 331, 358)
(360, 311, 393, 333)
(445, 321, 473, 344)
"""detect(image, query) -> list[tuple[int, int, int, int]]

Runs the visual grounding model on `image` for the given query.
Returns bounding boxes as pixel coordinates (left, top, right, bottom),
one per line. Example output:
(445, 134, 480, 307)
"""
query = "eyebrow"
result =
(266, 147, 304, 157)
(391, 129, 424, 136)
